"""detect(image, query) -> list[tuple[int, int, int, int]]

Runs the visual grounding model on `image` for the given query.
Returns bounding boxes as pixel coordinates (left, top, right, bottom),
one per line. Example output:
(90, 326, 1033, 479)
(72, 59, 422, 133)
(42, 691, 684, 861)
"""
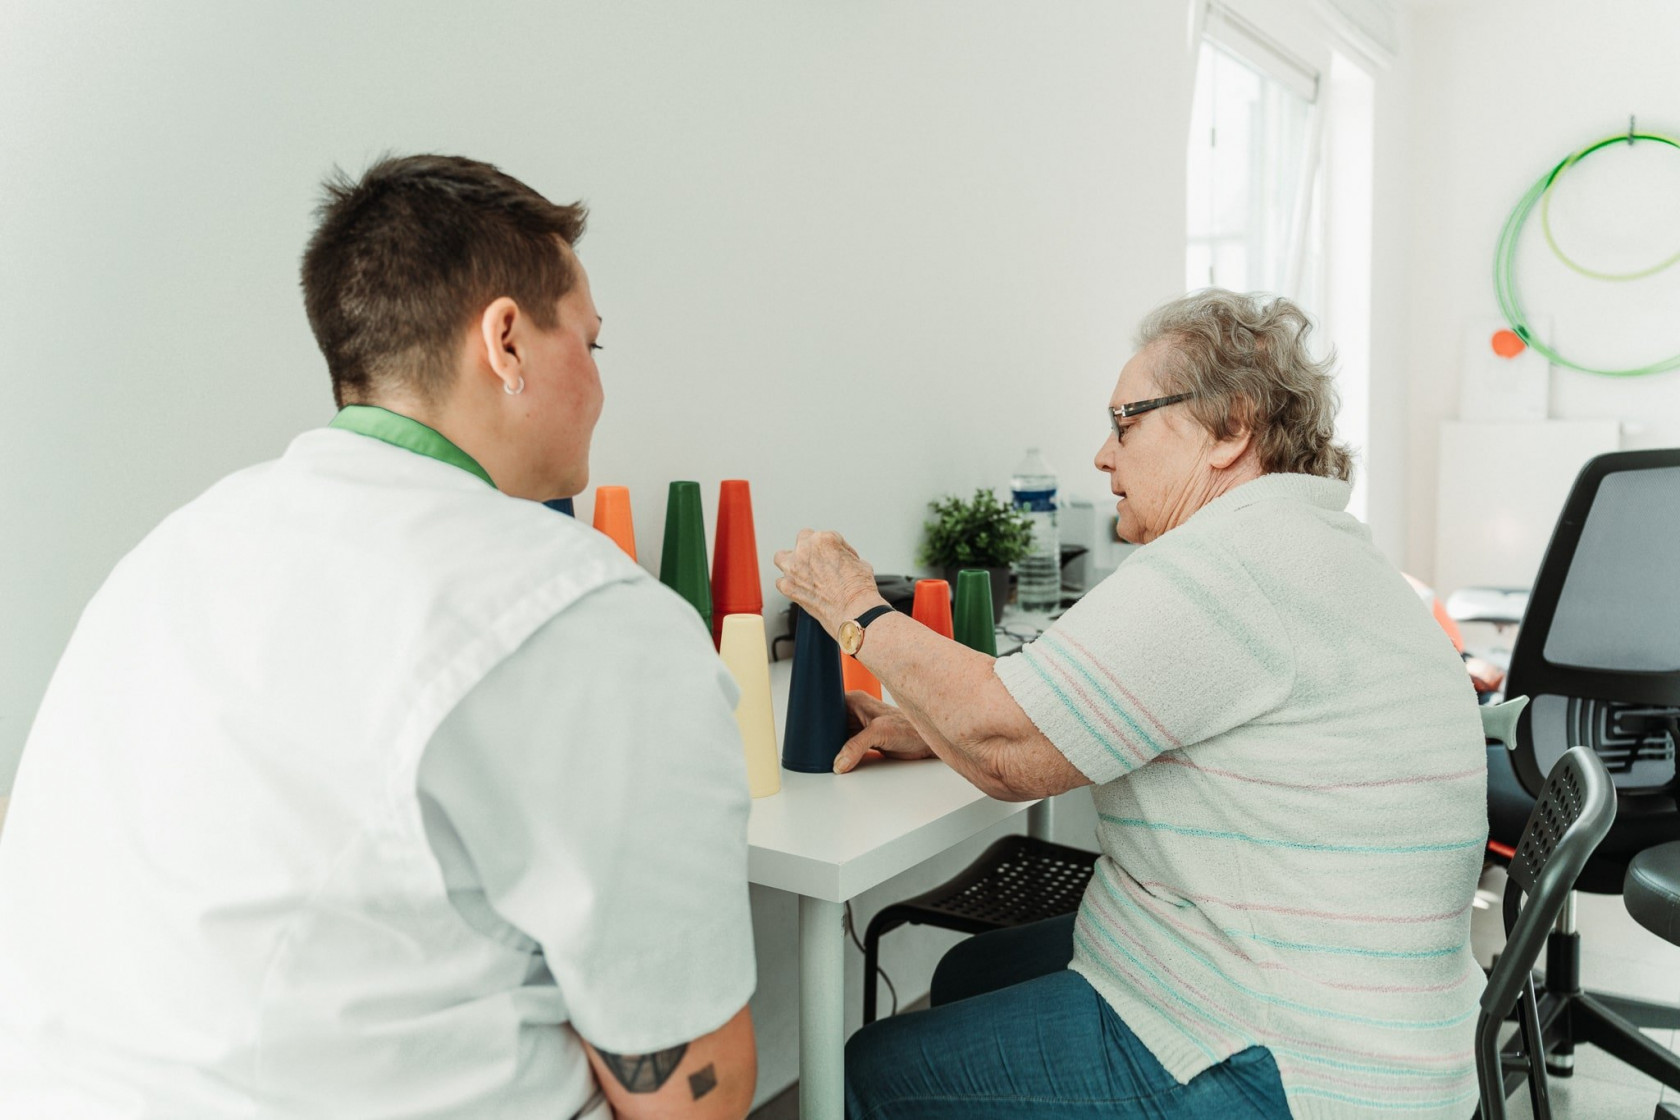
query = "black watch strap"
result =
(856, 604, 897, 629)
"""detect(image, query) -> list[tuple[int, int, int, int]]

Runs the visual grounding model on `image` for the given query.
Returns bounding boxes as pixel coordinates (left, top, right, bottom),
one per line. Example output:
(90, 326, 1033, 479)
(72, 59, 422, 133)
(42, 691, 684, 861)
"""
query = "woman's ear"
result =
(1208, 400, 1257, 470)
(1208, 425, 1253, 469)
(477, 297, 524, 392)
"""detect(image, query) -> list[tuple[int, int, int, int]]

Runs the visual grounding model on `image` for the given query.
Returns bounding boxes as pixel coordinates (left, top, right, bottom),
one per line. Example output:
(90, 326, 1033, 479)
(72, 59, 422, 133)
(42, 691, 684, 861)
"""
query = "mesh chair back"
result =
(1504, 450, 1680, 798)
(1477, 745, 1616, 1120)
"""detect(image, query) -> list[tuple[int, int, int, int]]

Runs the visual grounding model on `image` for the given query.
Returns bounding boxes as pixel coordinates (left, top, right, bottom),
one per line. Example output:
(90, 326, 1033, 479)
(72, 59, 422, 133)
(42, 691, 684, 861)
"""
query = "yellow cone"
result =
(719, 613, 781, 798)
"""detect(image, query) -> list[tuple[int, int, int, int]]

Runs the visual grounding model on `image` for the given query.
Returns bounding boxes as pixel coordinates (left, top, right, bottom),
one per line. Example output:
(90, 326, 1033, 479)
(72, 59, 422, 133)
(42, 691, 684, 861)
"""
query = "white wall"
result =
(1401, 0, 1680, 584)
(0, 0, 1192, 1106)
(0, 1, 1193, 790)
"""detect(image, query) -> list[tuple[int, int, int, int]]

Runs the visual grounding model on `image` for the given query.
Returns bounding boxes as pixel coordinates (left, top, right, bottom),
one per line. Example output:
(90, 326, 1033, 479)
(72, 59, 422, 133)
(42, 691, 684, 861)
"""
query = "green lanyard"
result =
(328, 406, 496, 489)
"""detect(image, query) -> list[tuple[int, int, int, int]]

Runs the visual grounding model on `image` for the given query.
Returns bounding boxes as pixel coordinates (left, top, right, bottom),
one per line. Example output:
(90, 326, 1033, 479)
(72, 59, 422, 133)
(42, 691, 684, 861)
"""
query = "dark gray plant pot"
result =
(941, 566, 1012, 626)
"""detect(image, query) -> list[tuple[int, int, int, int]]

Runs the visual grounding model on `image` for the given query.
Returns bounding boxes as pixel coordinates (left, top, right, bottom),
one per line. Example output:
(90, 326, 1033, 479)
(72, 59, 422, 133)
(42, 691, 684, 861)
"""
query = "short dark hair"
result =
(301, 154, 588, 407)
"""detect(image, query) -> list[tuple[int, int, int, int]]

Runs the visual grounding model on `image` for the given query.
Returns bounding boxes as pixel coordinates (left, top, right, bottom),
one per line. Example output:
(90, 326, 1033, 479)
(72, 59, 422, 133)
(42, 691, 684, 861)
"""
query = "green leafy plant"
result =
(918, 488, 1034, 569)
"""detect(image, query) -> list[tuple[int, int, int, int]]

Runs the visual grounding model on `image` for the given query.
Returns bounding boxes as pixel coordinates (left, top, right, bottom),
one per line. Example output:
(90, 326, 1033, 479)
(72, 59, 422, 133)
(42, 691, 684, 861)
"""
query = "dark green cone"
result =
(660, 481, 712, 633)
(953, 569, 997, 656)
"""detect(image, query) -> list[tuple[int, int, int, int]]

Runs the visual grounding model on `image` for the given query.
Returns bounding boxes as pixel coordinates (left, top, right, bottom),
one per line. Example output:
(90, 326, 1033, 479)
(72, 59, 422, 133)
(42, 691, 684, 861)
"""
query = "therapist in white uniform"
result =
(0, 155, 757, 1120)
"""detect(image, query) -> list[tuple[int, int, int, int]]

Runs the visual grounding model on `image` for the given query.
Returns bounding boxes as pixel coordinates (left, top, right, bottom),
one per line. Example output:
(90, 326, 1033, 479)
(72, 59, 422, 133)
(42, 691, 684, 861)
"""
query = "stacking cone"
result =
(782, 608, 847, 773)
(711, 480, 763, 648)
(718, 614, 780, 798)
(911, 579, 954, 639)
(592, 485, 636, 560)
(953, 569, 998, 656)
(660, 481, 712, 632)
(842, 653, 882, 700)
(543, 497, 575, 516)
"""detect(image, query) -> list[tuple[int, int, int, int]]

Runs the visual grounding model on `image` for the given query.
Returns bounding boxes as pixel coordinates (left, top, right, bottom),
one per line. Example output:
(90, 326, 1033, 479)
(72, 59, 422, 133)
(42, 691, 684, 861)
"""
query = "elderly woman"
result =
(774, 290, 1486, 1120)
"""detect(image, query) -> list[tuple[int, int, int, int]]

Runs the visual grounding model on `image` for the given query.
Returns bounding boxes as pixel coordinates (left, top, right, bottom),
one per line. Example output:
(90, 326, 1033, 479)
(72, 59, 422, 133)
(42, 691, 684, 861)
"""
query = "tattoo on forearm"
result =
(595, 1043, 688, 1093)
(689, 1063, 718, 1100)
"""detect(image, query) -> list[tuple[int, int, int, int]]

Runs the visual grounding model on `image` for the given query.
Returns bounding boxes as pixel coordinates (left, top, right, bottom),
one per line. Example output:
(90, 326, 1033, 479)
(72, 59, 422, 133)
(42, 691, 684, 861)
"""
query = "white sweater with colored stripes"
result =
(996, 472, 1488, 1120)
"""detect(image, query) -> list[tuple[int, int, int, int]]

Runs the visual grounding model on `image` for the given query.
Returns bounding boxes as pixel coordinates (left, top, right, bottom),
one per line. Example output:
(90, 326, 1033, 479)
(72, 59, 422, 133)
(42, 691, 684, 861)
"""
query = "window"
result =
(1185, 3, 1375, 520)
(1185, 8, 1319, 299)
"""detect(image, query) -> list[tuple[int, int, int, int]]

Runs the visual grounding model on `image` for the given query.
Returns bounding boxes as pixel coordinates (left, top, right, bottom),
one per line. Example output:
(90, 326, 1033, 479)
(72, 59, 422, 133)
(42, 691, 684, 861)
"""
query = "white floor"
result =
(1472, 865, 1680, 1119)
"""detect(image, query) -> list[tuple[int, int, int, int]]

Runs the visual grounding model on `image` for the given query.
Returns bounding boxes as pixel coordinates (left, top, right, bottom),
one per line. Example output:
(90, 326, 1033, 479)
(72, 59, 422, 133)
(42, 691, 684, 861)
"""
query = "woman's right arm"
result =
(773, 530, 1089, 800)
(834, 609, 1090, 800)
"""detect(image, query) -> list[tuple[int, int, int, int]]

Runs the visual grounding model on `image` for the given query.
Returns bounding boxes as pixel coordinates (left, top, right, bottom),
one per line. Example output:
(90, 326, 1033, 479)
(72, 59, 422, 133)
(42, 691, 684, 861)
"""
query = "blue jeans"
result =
(844, 915, 1292, 1120)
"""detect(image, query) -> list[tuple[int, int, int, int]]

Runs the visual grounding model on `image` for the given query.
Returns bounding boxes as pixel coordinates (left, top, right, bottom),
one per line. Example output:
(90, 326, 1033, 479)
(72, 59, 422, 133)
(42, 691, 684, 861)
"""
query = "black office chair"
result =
(1477, 742, 1616, 1120)
(1624, 840, 1680, 1120)
(861, 834, 1098, 1023)
(1483, 448, 1680, 1090)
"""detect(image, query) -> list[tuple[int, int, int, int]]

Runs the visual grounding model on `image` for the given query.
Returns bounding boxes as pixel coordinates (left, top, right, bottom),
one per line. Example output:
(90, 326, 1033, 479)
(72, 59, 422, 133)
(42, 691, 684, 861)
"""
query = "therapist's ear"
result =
(477, 297, 526, 393)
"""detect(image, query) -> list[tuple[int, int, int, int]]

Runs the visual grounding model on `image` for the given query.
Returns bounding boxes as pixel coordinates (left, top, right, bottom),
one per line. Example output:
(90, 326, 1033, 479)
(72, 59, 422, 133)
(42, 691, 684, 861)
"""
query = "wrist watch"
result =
(837, 604, 897, 657)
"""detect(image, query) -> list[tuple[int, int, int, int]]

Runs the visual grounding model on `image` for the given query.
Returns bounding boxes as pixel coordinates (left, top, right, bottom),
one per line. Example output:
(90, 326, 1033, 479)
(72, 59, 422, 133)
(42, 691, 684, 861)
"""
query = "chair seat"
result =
(874, 835, 1100, 935)
(866, 832, 1102, 1027)
(1625, 841, 1680, 947)
(860, 835, 1100, 1024)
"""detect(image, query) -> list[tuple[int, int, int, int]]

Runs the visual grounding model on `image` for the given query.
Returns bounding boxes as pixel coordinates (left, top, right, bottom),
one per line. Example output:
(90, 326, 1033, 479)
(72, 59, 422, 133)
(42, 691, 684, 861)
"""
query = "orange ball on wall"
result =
(1491, 328, 1526, 359)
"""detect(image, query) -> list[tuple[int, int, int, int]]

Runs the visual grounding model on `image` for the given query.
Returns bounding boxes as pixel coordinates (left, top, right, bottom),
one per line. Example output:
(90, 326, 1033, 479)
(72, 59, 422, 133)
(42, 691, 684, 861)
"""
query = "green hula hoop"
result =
(1541, 141, 1680, 281)
(1494, 129, 1680, 377)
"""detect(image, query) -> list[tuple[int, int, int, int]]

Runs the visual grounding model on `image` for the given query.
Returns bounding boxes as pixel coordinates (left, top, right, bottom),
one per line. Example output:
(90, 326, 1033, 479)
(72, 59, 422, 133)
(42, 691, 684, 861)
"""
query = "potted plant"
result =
(918, 488, 1033, 624)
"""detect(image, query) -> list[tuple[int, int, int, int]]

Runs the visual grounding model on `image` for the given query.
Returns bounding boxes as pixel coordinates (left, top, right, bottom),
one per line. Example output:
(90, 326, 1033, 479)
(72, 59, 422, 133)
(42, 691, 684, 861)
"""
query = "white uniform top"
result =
(0, 416, 756, 1119)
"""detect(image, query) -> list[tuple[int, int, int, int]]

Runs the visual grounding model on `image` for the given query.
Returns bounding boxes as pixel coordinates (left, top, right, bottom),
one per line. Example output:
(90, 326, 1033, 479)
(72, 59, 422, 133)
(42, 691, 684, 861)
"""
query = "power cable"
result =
(843, 901, 898, 1018)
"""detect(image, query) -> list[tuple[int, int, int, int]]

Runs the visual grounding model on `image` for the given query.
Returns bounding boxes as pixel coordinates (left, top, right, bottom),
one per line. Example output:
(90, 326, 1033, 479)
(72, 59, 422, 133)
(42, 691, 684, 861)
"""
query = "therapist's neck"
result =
(354, 381, 566, 501)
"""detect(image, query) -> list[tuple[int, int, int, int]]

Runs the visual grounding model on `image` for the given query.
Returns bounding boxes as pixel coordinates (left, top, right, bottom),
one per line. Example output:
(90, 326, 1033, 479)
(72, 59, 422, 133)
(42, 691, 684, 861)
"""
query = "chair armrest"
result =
(1481, 696, 1530, 753)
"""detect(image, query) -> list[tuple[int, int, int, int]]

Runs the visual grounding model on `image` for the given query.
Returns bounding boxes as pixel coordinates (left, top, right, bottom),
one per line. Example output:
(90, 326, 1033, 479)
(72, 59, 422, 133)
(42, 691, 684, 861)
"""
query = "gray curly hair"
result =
(1135, 290, 1354, 482)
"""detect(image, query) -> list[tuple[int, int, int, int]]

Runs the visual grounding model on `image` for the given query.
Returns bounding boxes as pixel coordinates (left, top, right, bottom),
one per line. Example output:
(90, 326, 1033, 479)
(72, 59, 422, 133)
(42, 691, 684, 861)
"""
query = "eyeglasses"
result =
(1108, 392, 1196, 443)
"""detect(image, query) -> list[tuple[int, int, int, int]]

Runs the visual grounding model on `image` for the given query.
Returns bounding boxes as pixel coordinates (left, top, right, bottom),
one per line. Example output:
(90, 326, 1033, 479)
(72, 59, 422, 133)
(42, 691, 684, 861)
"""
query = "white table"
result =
(749, 661, 1051, 1120)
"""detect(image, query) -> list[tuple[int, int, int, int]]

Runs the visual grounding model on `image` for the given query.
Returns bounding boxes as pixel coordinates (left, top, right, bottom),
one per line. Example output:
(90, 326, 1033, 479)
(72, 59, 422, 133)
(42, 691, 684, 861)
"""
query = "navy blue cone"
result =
(782, 606, 848, 773)
(543, 497, 575, 516)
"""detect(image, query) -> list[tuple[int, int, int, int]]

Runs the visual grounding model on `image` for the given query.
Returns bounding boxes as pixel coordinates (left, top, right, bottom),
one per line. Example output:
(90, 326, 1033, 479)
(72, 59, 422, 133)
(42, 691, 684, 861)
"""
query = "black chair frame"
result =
(1486, 449, 1680, 1093)
(1477, 745, 1616, 1120)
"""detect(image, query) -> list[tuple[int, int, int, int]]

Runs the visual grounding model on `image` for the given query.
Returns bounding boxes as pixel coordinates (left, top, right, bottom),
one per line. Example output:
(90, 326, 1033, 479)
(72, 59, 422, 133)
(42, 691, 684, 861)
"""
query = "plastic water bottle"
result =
(1011, 448, 1060, 612)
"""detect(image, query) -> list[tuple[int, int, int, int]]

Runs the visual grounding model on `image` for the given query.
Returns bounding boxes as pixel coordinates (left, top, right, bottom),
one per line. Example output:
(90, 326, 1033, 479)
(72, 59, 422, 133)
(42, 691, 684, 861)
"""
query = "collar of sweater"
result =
(1183, 471, 1351, 528)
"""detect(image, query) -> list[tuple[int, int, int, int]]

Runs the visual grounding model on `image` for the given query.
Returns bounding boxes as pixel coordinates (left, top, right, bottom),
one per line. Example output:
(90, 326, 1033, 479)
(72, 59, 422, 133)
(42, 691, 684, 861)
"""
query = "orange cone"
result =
(711, 480, 762, 647)
(912, 579, 953, 639)
(842, 653, 883, 700)
(592, 485, 636, 561)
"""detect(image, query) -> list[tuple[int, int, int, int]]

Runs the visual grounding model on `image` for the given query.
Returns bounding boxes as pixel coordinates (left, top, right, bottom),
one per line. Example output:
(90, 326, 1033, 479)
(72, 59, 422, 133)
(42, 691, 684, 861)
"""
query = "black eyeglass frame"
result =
(1108, 392, 1197, 441)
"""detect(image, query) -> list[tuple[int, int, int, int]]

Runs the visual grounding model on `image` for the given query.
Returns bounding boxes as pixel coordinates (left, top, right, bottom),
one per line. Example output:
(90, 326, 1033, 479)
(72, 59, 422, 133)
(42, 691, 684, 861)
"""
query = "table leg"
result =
(1028, 797, 1053, 842)
(798, 895, 846, 1120)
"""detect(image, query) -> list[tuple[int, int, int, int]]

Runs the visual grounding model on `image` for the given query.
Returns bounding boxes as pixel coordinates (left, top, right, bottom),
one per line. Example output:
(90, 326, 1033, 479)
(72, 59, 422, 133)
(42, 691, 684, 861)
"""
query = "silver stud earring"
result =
(504, 376, 525, 396)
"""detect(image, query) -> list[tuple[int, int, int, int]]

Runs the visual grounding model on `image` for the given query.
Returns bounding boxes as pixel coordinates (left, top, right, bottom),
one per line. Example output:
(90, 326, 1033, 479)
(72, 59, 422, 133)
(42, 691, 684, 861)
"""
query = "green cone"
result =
(953, 569, 997, 656)
(660, 480, 712, 633)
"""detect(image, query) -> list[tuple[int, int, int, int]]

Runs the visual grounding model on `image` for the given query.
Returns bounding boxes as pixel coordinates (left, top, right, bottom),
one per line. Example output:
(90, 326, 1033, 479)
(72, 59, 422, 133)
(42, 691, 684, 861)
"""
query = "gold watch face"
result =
(838, 619, 864, 656)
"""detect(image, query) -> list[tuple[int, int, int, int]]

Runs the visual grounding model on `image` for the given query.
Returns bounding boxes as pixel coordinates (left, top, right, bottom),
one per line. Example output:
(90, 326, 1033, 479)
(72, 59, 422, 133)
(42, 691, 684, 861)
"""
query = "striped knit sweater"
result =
(996, 473, 1487, 1120)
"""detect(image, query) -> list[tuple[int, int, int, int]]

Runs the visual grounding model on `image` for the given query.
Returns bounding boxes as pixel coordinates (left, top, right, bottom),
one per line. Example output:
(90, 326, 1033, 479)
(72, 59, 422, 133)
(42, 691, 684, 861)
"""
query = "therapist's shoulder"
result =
(543, 548, 718, 655)
(521, 563, 741, 754)
(448, 494, 721, 659)
(479, 492, 652, 588)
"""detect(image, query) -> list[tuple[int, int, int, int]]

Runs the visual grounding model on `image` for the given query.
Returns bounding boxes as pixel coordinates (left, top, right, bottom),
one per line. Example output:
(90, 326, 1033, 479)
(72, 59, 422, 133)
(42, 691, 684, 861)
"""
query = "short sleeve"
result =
(994, 536, 1295, 785)
(419, 576, 755, 1054)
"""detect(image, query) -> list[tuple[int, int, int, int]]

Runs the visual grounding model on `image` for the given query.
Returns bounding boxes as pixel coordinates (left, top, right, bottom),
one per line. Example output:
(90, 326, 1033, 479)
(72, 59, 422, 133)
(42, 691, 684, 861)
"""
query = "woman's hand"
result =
(832, 692, 936, 774)
(772, 529, 885, 638)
